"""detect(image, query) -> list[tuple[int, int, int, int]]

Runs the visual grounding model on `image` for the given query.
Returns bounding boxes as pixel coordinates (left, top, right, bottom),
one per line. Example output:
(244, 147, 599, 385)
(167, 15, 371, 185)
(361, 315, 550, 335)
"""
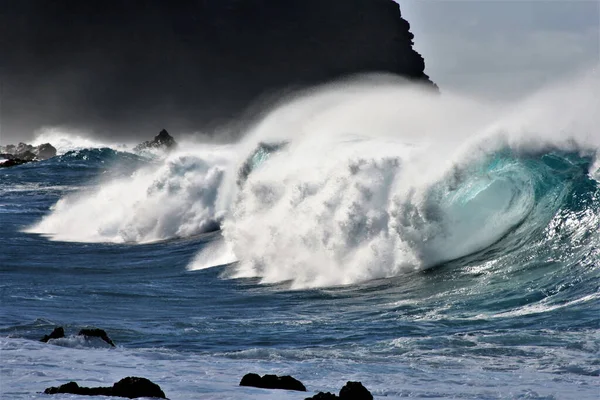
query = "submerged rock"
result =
(40, 327, 65, 343)
(44, 376, 166, 398)
(240, 373, 307, 392)
(134, 129, 177, 152)
(78, 328, 116, 347)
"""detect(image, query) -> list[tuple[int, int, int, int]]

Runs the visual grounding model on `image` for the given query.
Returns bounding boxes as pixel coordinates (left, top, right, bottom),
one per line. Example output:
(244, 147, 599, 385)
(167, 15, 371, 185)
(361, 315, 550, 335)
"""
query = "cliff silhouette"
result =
(1, 0, 436, 139)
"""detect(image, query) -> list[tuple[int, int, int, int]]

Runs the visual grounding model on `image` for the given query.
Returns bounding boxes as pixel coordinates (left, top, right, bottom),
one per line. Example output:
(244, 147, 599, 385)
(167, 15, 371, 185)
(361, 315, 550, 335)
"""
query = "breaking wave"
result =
(26, 71, 600, 287)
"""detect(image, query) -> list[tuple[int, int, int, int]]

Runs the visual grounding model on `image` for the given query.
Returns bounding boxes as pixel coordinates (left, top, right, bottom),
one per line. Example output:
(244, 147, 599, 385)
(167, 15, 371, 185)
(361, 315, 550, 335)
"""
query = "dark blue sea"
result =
(1, 77, 599, 399)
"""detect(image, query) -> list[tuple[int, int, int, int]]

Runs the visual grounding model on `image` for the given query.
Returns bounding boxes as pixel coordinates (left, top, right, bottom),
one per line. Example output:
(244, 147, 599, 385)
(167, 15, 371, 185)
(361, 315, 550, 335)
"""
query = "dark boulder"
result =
(240, 373, 306, 392)
(112, 377, 167, 399)
(44, 381, 111, 396)
(35, 143, 57, 160)
(306, 392, 339, 399)
(134, 129, 177, 152)
(78, 328, 116, 347)
(44, 377, 166, 398)
(40, 327, 65, 343)
(339, 381, 373, 400)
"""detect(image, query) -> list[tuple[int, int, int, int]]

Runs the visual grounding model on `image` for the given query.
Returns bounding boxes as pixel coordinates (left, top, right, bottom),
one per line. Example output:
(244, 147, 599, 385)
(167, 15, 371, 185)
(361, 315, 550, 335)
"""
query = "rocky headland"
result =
(3, 0, 437, 138)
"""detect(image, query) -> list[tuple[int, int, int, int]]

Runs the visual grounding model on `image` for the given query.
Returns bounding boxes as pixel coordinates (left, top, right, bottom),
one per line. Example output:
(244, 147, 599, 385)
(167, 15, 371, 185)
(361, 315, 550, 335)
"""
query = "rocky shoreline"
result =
(39, 326, 376, 399)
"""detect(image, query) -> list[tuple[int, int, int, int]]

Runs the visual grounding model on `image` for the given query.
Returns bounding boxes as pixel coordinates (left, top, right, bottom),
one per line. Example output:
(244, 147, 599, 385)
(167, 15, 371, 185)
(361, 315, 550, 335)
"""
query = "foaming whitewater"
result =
(28, 71, 600, 288)
(27, 143, 234, 243)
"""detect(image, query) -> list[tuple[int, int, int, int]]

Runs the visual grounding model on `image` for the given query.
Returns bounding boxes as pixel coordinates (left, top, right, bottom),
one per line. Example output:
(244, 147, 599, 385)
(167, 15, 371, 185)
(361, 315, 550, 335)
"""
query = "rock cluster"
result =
(0, 142, 57, 167)
(44, 377, 166, 399)
(306, 381, 374, 400)
(239, 374, 373, 399)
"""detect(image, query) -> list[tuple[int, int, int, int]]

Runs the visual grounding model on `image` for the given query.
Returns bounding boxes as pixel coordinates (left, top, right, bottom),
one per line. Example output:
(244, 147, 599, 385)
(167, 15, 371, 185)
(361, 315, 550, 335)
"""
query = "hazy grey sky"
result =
(398, 0, 600, 99)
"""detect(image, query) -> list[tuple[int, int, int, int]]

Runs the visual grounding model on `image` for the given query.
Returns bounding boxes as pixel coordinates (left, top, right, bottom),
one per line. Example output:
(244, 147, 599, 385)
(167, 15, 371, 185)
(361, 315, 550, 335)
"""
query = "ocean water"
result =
(1, 74, 599, 399)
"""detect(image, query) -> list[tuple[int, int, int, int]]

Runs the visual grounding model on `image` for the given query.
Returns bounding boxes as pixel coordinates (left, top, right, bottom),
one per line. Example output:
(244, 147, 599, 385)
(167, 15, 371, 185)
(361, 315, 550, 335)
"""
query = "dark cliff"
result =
(1, 0, 435, 140)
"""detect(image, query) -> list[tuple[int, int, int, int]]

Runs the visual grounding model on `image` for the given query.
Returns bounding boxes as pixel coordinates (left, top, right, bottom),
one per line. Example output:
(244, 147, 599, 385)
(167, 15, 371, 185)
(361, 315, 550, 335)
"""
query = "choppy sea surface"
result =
(1, 76, 599, 399)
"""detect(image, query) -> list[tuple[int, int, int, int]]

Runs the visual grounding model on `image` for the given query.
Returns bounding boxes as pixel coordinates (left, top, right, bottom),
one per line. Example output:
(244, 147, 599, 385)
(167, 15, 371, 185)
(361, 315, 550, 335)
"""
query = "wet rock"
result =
(40, 327, 65, 343)
(339, 381, 373, 400)
(44, 376, 166, 398)
(78, 328, 116, 347)
(112, 377, 167, 399)
(306, 392, 339, 399)
(240, 373, 306, 392)
(134, 129, 177, 152)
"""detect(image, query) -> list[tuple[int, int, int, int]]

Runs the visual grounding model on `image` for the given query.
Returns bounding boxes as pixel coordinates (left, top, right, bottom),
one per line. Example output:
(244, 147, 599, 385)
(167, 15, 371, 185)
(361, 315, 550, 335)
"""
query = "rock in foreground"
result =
(44, 377, 166, 399)
(339, 381, 373, 400)
(240, 373, 306, 392)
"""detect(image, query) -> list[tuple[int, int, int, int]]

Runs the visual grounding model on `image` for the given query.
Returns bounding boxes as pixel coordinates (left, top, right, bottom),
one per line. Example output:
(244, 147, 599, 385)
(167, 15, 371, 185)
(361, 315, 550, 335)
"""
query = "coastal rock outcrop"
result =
(240, 373, 307, 392)
(44, 376, 166, 398)
(134, 129, 177, 152)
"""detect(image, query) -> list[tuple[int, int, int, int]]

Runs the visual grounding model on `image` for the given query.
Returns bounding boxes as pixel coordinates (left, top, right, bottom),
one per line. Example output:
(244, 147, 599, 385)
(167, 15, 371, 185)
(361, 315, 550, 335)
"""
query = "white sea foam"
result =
(27, 144, 235, 243)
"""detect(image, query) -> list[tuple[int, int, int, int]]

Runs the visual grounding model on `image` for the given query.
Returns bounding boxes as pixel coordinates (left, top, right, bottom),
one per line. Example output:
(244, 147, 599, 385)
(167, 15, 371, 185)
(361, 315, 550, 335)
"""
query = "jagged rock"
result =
(134, 129, 177, 152)
(44, 376, 166, 398)
(40, 327, 65, 343)
(306, 392, 339, 399)
(35, 143, 57, 160)
(240, 373, 306, 392)
(339, 381, 373, 400)
(78, 328, 116, 347)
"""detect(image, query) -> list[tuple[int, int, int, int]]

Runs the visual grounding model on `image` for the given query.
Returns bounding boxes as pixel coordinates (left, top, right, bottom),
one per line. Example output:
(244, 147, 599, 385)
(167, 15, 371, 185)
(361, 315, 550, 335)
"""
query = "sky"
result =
(399, 0, 600, 100)
(1, 0, 598, 144)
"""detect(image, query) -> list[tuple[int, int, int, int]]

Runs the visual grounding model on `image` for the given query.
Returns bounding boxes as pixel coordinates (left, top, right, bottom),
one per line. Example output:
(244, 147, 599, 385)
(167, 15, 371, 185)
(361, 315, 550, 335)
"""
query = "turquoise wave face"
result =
(422, 149, 597, 266)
